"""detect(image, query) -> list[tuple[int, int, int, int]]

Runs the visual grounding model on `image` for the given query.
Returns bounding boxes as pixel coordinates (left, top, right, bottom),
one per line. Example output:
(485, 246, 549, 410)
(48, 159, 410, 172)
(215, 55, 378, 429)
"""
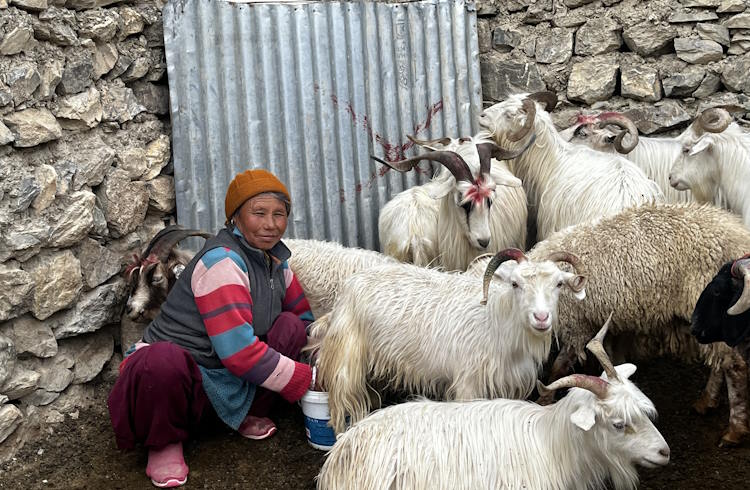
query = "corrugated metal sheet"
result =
(164, 0, 482, 250)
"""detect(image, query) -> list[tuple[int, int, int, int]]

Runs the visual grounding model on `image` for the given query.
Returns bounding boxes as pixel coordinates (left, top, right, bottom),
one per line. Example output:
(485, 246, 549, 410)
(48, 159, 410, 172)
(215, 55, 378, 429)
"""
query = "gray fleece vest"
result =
(143, 227, 291, 369)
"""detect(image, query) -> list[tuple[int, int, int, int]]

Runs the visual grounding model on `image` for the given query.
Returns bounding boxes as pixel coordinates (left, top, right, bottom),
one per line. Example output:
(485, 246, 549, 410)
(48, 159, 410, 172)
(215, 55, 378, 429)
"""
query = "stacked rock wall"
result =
(477, 0, 750, 132)
(0, 0, 173, 459)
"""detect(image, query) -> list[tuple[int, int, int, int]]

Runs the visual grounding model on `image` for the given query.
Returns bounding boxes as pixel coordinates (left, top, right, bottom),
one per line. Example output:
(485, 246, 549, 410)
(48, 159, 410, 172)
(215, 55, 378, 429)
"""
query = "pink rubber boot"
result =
(238, 415, 277, 440)
(145, 441, 189, 488)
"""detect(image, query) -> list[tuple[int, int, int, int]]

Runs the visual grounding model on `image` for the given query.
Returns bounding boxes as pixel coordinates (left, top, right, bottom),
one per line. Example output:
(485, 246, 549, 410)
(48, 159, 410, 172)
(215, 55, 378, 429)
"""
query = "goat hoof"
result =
(693, 398, 719, 415)
(719, 429, 749, 448)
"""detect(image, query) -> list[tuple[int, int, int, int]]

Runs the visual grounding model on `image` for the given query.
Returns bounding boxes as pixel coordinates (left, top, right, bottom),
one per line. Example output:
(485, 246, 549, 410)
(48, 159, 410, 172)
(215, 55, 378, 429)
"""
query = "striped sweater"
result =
(191, 245, 313, 401)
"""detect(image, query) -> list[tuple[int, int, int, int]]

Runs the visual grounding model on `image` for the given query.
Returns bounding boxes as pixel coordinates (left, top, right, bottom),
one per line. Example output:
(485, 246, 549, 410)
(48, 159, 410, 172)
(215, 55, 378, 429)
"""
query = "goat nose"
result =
(533, 312, 549, 322)
(659, 447, 670, 459)
(477, 238, 490, 248)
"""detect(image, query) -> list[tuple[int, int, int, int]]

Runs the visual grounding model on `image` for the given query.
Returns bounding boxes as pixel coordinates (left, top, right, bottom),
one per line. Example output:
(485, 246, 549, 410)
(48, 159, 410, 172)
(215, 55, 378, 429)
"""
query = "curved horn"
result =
(480, 248, 527, 305)
(597, 112, 639, 154)
(728, 259, 750, 316)
(407, 134, 452, 148)
(585, 312, 620, 383)
(146, 226, 213, 262)
(537, 374, 609, 399)
(508, 99, 536, 142)
(528, 91, 558, 112)
(698, 108, 732, 134)
(475, 134, 537, 177)
(545, 251, 587, 292)
(371, 151, 473, 182)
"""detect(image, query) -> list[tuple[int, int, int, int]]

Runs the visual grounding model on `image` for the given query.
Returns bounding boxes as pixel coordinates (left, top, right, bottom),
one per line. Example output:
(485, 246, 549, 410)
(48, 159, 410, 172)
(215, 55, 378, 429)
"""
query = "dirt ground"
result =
(1, 356, 749, 490)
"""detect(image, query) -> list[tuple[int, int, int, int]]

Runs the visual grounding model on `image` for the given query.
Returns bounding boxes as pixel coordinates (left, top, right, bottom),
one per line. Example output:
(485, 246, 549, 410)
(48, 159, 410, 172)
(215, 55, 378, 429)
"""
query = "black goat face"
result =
(691, 262, 750, 347)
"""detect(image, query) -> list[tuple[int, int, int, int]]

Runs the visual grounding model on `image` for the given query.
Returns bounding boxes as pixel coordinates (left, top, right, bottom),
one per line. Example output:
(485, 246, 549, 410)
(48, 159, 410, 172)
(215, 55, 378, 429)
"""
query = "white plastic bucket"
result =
(300, 390, 336, 450)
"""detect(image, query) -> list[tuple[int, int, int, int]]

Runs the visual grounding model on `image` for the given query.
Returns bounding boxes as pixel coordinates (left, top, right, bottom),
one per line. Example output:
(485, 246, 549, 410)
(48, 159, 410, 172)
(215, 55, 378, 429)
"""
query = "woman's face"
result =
(234, 194, 288, 250)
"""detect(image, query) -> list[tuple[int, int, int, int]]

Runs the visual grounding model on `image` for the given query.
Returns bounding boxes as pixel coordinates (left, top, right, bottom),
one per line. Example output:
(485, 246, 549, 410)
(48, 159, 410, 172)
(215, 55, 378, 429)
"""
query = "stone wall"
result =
(0, 0, 173, 460)
(477, 0, 750, 133)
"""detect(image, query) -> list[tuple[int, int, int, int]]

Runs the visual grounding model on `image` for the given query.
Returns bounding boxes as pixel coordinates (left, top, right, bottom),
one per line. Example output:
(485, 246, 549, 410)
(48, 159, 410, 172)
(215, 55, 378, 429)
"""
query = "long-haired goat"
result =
(468, 202, 750, 445)
(317, 316, 670, 490)
(669, 108, 750, 226)
(124, 226, 212, 321)
(374, 135, 531, 271)
(478, 92, 663, 242)
(316, 248, 587, 433)
(284, 238, 399, 318)
(693, 255, 750, 362)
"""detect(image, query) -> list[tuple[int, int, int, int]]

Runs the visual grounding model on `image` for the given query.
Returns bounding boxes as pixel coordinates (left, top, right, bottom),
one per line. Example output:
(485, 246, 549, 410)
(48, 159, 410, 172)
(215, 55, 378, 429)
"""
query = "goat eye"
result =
(461, 202, 472, 213)
(556, 281, 563, 288)
(613, 422, 625, 431)
(511, 281, 519, 289)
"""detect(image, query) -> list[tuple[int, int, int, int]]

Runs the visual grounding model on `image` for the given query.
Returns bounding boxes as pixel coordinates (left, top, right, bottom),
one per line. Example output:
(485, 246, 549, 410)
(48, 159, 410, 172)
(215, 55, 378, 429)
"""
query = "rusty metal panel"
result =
(164, 0, 482, 250)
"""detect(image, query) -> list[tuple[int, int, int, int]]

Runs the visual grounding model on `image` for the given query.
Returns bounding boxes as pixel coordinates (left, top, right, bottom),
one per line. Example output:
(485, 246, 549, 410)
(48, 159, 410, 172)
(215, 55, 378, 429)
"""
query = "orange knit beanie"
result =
(225, 169, 291, 221)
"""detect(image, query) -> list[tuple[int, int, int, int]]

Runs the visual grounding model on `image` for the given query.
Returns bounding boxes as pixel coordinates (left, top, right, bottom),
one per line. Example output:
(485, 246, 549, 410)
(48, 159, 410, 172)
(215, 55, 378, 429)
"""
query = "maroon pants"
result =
(108, 312, 307, 449)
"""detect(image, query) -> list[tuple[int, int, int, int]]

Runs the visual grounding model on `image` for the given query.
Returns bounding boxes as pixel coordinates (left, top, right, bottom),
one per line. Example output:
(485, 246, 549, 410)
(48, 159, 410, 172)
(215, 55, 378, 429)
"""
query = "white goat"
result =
(670, 108, 750, 226)
(284, 238, 398, 318)
(375, 135, 529, 271)
(317, 317, 670, 490)
(478, 92, 663, 241)
(316, 248, 587, 433)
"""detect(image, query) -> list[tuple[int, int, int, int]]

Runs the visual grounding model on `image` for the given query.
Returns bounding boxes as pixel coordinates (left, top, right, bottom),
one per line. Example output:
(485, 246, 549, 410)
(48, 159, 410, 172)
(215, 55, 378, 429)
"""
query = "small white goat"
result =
(375, 135, 530, 271)
(670, 108, 750, 226)
(284, 238, 398, 318)
(478, 92, 663, 241)
(124, 226, 212, 321)
(317, 316, 670, 490)
(316, 248, 586, 433)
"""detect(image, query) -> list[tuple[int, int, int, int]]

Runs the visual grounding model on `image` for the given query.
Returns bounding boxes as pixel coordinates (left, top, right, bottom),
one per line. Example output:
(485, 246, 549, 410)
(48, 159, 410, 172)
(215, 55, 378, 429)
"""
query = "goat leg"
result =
(720, 350, 750, 447)
(537, 345, 577, 405)
(693, 365, 724, 415)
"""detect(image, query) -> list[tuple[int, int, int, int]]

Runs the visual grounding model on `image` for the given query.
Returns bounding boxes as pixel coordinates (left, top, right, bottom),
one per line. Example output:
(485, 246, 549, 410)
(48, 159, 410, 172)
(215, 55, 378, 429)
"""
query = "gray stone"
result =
(624, 99, 692, 134)
(0, 121, 13, 146)
(552, 14, 587, 28)
(724, 13, 750, 29)
(0, 24, 33, 55)
(100, 82, 145, 123)
(733, 30, 750, 41)
(20, 358, 73, 392)
(696, 91, 750, 113)
(722, 54, 750, 93)
(117, 6, 144, 40)
(523, 6, 552, 25)
(674, 38, 724, 64)
(76, 238, 121, 289)
(575, 17, 622, 56)
(2, 109, 62, 148)
(620, 65, 661, 102)
(0, 404, 22, 444)
(57, 53, 93, 96)
(95, 167, 149, 237)
(567, 56, 619, 105)
(65, 0, 126, 8)
(34, 60, 63, 100)
(718, 0, 747, 13)
(480, 53, 546, 101)
(0, 221, 48, 263)
(91, 42, 118, 79)
(25, 250, 82, 320)
(47, 190, 96, 248)
(33, 7, 77, 46)
(13, 177, 39, 212)
(0, 87, 11, 107)
(0, 262, 34, 322)
(4, 61, 41, 107)
(116, 146, 146, 178)
(564, 0, 595, 6)
(697, 23, 731, 47)
(693, 70, 721, 98)
(492, 27, 521, 52)
(120, 315, 146, 356)
(91, 205, 108, 237)
(5, 315, 57, 358)
(51, 86, 102, 130)
(107, 51, 131, 79)
(129, 80, 169, 115)
(663, 66, 706, 97)
(623, 21, 678, 56)
(1, 364, 39, 400)
(76, 9, 118, 42)
(477, 20, 491, 54)
(143, 21, 163, 47)
(681, 0, 720, 6)
(0, 0, 7, 6)
(121, 55, 150, 83)
(669, 10, 719, 23)
(58, 328, 113, 383)
(20, 389, 60, 406)
(535, 28, 573, 64)
(57, 136, 116, 190)
(145, 49, 165, 82)
(729, 40, 750, 53)
(51, 280, 127, 338)
(0, 335, 15, 389)
(147, 175, 174, 212)
(477, 3, 496, 17)
(9, 0, 46, 10)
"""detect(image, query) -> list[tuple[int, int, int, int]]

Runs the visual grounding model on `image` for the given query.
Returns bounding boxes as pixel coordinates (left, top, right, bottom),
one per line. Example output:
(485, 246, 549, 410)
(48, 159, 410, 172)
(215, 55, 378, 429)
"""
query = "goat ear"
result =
(612, 363, 637, 381)
(689, 137, 712, 156)
(427, 179, 455, 199)
(570, 405, 596, 431)
(494, 261, 517, 282)
(562, 272, 587, 300)
(492, 170, 522, 188)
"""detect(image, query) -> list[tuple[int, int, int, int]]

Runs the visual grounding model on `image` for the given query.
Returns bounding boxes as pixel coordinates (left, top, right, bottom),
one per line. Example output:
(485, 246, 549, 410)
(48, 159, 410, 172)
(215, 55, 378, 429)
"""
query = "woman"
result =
(108, 169, 314, 488)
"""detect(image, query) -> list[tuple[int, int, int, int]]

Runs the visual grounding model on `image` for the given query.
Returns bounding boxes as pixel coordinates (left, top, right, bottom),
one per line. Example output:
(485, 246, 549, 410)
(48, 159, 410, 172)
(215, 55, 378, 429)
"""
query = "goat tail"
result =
(316, 306, 370, 434)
